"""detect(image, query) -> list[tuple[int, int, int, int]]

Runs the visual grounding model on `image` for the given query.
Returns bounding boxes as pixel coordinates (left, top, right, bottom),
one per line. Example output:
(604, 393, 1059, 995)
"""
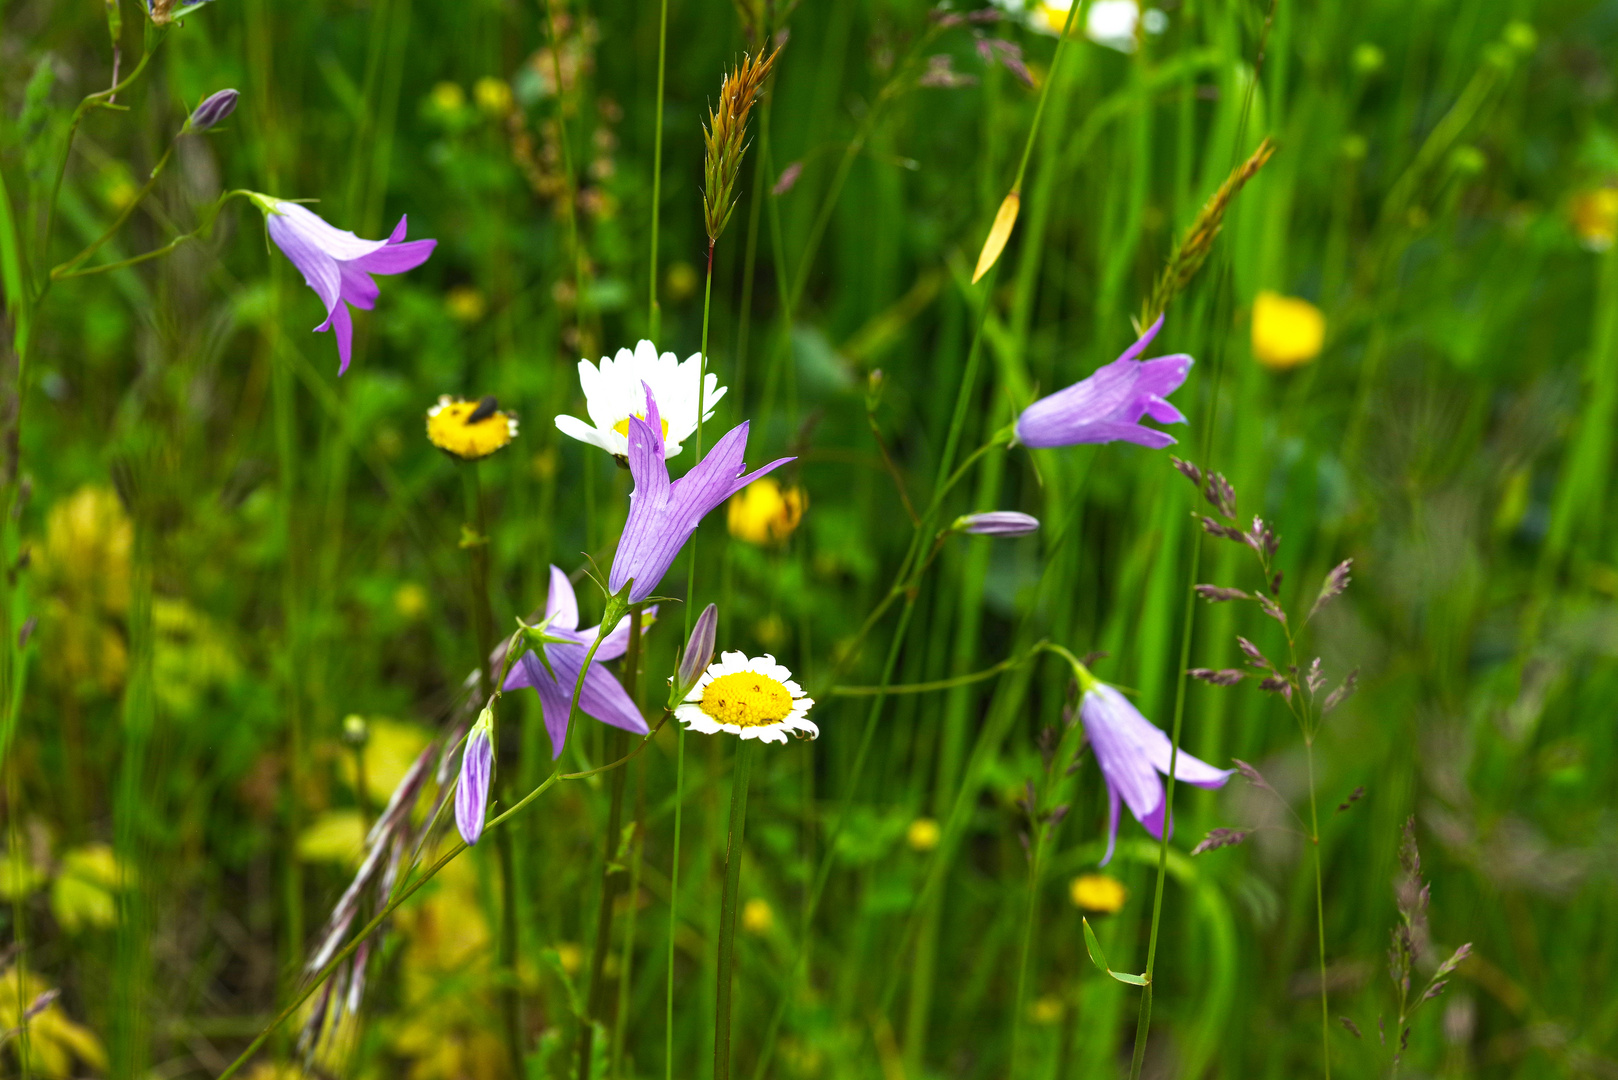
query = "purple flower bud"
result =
(672, 603, 718, 702)
(954, 511, 1039, 536)
(455, 709, 494, 845)
(187, 89, 239, 132)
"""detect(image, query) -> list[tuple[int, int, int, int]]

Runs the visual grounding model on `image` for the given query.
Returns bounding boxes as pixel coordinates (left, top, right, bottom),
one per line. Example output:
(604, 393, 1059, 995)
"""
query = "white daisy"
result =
(553, 339, 726, 458)
(675, 651, 817, 744)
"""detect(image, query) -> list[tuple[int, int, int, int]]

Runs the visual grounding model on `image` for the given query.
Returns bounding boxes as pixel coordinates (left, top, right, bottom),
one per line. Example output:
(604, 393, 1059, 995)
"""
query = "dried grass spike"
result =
(703, 45, 782, 244)
(1141, 137, 1277, 325)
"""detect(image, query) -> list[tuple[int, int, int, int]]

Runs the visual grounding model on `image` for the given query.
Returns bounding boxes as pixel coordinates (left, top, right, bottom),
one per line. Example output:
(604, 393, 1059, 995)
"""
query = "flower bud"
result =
(455, 708, 495, 846)
(953, 511, 1040, 536)
(187, 89, 239, 133)
(671, 604, 718, 704)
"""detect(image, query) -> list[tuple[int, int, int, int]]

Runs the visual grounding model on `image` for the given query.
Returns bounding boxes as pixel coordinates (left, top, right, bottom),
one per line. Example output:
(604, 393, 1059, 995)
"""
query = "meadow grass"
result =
(2, 0, 1617, 1077)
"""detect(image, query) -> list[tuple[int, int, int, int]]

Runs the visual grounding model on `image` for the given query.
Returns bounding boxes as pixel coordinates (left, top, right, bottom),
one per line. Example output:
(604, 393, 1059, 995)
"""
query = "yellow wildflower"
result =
(1029, 995, 1065, 1024)
(727, 477, 806, 546)
(430, 81, 466, 113)
(473, 77, 514, 115)
(1570, 187, 1618, 252)
(1070, 873, 1128, 914)
(907, 817, 941, 852)
(1, 965, 106, 1077)
(426, 395, 519, 461)
(445, 286, 487, 323)
(1251, 290, 1325, 371)
(742, 898, 775, 934)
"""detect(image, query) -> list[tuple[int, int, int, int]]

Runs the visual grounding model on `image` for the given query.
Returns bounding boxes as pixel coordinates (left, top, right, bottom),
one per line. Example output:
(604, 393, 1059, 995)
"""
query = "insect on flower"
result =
(426, 395, 519, 461)
(250, 195, 437, 375)
(1013, 315, 1192, 450)
(676, 651, 817, 744)
(554, 340, 726, 459)
(608, 385, 792, 604)
(503, 566, 656, 758)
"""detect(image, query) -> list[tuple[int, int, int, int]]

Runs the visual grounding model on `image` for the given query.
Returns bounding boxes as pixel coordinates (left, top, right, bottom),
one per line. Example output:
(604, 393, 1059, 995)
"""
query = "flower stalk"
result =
(713, 737, 756, 1080)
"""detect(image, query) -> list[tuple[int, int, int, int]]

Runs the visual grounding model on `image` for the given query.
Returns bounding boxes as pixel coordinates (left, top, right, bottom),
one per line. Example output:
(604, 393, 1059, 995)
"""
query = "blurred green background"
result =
(3, 0, 1617, 1076)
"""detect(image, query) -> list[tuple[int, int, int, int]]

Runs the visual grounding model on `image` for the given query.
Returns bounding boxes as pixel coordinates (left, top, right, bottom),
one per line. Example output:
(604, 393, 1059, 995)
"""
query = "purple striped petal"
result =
(1013, 320, 1192, 450)
(545, 564, 580, 631)
(455, 721, 493, 845)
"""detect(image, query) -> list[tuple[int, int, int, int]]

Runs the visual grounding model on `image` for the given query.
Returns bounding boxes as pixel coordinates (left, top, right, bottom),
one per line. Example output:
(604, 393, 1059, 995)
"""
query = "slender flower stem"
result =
(664, 723, 686, 1080)
(681, 242, 718, 637)
(647, 0, 669, 338)
(1307, 736, 1331, 1077)
(461, 465, 524, 1077)
(578, 724, 630, 1080)
(713, 738, 756, 1080)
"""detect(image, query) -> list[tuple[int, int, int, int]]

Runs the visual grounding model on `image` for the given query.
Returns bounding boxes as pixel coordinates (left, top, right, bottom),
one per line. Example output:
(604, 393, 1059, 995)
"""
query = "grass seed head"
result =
(703, 45, 782, 244)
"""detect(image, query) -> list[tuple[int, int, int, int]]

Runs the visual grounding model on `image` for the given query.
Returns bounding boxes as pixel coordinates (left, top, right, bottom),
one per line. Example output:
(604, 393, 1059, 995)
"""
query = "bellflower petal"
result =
(956, 511, 1040, 536)
(502, 565, 654, 757)
(1079, 682, 1232, 866)
(608, 385, 793, 603)
(455, 712, 494, 846)
(1014, 315, 1193, 450)
(261, 201, 436, 375)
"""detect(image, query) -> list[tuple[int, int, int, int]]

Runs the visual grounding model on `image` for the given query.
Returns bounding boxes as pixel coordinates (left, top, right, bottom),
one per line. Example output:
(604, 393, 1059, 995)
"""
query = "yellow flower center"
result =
(699, 671, 794, 727)
(426, 397, 517, 460)
(613, 415, 671, 440)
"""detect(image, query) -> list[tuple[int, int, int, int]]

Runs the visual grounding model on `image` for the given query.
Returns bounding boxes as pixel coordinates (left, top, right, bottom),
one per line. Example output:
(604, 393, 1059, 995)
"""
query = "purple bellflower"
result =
(258, 199, 436, 375)
(503, 565, 656, 758)
(609, 384, 792, 603)
(955, 511, 1040, 536)
(455, 708, 494, 845)
(1014, 315, 1192, 449)
(1079, 680, 1232, 866)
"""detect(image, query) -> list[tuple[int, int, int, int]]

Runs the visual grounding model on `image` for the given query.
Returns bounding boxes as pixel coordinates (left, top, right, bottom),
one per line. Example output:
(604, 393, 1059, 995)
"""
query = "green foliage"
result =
(2, 0, 1617, 1077)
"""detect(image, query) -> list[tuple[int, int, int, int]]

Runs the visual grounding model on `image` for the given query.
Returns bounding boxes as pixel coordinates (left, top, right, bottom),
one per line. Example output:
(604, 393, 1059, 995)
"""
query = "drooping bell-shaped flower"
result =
(609, 384, 792, 604)
(1014, 316, 1192, 450)
(253, 197, 436, 375)
(1078, 679, 1232, 866)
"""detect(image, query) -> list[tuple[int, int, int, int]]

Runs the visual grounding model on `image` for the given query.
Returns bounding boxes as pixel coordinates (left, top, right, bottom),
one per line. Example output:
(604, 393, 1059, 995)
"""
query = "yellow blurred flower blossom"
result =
(36, 486, 132, 695)
(394, 582, 429, 620)
(474, 77, 514, 115)
(1, 965, 106, 1077)
(907, 817, 941, 852)
(430, 81, 465, 113)
(1251, 290, 1325, 371)
(1029, 995, 1065, 1024)
(727, 477, 806, 546)
(51, 843, 133, 933)
(742, 898, 774, 934)
(426, 395, 519, 461)
(1570, 187, 1618, 252)
(1070, 873, 1128, 914)
(445, 285, 487, 322)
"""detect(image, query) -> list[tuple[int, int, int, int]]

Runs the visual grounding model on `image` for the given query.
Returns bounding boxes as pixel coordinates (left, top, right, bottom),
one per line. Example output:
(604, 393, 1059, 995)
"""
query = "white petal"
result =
(555, 414, 617, 453)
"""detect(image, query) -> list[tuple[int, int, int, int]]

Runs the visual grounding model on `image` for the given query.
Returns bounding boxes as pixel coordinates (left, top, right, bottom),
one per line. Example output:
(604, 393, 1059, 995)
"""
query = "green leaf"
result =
(1083, 917, 1151, 986)
(1082, 916, 1111, 975)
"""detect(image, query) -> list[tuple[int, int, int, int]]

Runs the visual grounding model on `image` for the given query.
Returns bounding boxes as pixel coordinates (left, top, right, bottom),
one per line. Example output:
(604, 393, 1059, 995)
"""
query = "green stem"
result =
(37, 33, 164, 297)
(577, 726, 629, 1080)
(681, 243, 718, 638)
(460, 464, 522, 1076)
(647, 0, 669, 337)
(748, 595, 918, 1080)
(713, 738, 756, 1080)
(1307, 737, 1331, 1079)
(664, 721, 685, 1080)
